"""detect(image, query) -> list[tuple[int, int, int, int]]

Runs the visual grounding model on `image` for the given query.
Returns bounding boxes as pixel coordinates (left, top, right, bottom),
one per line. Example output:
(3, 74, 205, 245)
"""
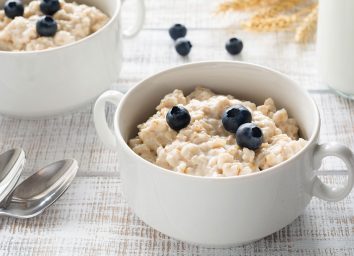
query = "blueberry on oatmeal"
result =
(222, 105, 252, 133)
(236, 123, 263, 150)
(4, 0, 24, 19)
(166, 106, 191, 131)
(40, 0, 60, 15)
(36, 16, 57, 37)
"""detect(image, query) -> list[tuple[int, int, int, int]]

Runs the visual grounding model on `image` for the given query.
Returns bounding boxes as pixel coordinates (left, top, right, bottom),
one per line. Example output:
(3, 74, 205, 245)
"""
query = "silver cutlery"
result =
(0, 159, 78, 219)
(0, 148, 26, 207)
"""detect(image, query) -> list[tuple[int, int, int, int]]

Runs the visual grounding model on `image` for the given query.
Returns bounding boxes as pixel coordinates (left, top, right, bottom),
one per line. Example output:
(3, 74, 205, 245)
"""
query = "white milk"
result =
(317, 0, 354, 98)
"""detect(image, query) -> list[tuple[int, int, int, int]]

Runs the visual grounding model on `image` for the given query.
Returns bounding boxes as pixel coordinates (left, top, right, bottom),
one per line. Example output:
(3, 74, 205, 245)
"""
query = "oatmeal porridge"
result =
(129, 87, 308, 177)
(0, 0, 108, 51)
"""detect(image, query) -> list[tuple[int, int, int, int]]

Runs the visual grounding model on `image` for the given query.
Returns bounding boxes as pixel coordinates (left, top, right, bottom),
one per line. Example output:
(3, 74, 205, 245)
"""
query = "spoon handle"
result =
(0, 210, 11, 217)
(0, 149, 26, 208)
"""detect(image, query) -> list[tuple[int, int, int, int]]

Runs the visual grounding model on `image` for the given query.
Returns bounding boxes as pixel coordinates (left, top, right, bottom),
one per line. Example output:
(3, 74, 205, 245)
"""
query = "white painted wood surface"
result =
(0, 0, 353, 255)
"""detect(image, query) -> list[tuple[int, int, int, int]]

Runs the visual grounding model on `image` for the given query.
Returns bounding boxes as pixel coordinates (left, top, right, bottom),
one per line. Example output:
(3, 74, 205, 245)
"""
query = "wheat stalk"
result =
(242, 15, 297, 31)
(251, 0, 304, 19)
(218, 0, 318, 43)
(218, 0, 280, 12)
(295, 5, 318, 43)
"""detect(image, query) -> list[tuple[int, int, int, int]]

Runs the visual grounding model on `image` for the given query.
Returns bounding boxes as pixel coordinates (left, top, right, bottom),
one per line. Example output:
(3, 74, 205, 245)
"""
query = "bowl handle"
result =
(312, 143, 354, 202)
(93, 90, 124, 150)
(122, 0, 145, 38)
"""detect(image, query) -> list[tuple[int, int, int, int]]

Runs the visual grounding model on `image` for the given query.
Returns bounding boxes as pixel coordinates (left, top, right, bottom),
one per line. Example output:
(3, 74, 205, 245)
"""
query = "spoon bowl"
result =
(0, 159, 78, 219)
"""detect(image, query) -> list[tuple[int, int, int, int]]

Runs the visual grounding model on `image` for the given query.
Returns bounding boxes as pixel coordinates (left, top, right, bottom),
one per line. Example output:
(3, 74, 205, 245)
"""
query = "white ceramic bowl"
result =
(94, 61, 354, 247)
(0, 0, 144, 118)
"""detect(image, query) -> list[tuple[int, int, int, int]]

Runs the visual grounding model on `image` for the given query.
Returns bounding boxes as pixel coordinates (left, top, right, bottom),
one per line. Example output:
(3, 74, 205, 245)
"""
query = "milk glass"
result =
(317, 0, 354, 99)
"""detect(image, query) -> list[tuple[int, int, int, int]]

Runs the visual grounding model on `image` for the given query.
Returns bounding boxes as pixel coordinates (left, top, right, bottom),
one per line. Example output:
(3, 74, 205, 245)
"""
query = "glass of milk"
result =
(317, 0, 354, 99)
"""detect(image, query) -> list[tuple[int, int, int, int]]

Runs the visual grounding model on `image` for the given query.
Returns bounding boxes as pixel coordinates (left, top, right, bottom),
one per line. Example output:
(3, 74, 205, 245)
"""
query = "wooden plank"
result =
(0, 106, 119, 177)
(119, 29, 324, 92)
(0, 176, 352, 256)
(314, 94, 354, 147)
(121, 0, 231, 29)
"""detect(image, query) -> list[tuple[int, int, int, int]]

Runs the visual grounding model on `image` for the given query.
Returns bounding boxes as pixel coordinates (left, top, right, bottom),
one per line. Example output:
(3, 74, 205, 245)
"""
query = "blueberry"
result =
(225, 37, 243, 55)
(175, 38, 192, 56)
(4, 0, 24, 19)
(166, 106, 191, 131)
(222, 105, 252, 133)
(40, 0, 61, 15)
(36, 16, 58, 37)
(236, 123, 263, 150)
(169, 24, 187, 40)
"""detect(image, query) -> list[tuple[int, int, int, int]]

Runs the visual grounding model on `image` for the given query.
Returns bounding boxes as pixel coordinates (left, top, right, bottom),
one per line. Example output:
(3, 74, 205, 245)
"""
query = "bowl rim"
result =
(114, 61, 320, 181)
(0, 0, 120, 55)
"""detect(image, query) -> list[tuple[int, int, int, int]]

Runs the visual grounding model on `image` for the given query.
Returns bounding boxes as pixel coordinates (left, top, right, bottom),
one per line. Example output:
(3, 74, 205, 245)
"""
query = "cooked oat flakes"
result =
(0, 0, 108, 51)
(129, 87, 307, 177)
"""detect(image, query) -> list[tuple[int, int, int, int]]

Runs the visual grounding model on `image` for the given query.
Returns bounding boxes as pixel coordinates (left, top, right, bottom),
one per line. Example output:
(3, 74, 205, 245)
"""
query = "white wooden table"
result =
(0, 0, 353, 255)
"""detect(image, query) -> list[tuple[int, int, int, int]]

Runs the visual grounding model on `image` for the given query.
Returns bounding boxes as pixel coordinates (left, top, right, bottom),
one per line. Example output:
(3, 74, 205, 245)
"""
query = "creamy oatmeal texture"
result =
(129, 87, 307, 177)
(0, 0, 108, 51)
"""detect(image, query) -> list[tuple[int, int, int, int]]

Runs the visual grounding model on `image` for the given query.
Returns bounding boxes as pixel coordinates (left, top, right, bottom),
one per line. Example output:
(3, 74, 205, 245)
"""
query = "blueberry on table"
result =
(222, 105, 252, 133)
(225, 37, 243, 55)
(40, 0, 61, 15)
(175, 38, 192, 56)
(166, 106, 191, 131)
(36, 16, 58, 37)
(169, 24, 187, 40)
(236, 123, 263, 150)
(4, 0, 24, 19)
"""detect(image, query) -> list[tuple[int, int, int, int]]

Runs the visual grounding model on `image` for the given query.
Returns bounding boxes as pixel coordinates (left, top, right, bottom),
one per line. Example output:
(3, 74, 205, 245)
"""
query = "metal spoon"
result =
(0, 159, 78, 219)
(0, 148, 26, 207)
